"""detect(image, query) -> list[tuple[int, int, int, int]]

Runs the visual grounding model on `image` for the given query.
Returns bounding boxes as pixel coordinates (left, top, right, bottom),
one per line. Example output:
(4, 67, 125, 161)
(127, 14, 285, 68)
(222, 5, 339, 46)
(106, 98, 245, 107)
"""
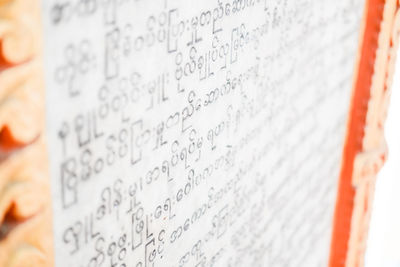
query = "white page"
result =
(42, 0, 363, 266)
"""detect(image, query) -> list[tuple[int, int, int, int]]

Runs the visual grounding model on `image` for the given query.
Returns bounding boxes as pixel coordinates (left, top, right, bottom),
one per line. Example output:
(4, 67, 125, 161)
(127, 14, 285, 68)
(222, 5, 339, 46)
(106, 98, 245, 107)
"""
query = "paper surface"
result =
(42, 0, 363, 266)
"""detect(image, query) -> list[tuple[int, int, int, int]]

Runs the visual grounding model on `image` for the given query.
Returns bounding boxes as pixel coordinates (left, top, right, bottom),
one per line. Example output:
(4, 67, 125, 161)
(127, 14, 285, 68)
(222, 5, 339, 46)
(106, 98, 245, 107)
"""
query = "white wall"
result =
(366, 47, 400, 267)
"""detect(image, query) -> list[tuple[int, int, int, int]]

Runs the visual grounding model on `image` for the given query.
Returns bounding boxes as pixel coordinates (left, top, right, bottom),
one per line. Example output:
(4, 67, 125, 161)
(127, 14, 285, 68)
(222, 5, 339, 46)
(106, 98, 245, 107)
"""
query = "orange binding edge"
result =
(330, 0, 400, 266)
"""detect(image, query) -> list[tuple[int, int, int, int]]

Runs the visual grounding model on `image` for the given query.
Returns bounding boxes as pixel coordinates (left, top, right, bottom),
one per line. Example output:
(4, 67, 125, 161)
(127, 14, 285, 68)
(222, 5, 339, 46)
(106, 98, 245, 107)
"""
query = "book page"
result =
(42, 0, 364, 266)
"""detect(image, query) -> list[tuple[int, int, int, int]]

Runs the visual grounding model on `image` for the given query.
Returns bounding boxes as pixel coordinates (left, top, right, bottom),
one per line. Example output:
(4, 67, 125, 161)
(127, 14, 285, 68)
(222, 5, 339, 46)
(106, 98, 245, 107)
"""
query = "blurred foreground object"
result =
(0, 0, 53, 266)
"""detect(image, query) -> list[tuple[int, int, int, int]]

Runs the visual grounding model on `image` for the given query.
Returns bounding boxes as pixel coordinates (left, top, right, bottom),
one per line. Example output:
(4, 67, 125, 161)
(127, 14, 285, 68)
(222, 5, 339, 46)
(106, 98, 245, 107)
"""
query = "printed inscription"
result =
(42, 0, 364, 266)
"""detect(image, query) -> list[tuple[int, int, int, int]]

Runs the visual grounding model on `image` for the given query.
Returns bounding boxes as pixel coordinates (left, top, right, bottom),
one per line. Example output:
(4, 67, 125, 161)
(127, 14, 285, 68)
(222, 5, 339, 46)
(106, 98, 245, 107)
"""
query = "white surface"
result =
(366, 47, 400, 267)
(42, 1, 363, 266)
